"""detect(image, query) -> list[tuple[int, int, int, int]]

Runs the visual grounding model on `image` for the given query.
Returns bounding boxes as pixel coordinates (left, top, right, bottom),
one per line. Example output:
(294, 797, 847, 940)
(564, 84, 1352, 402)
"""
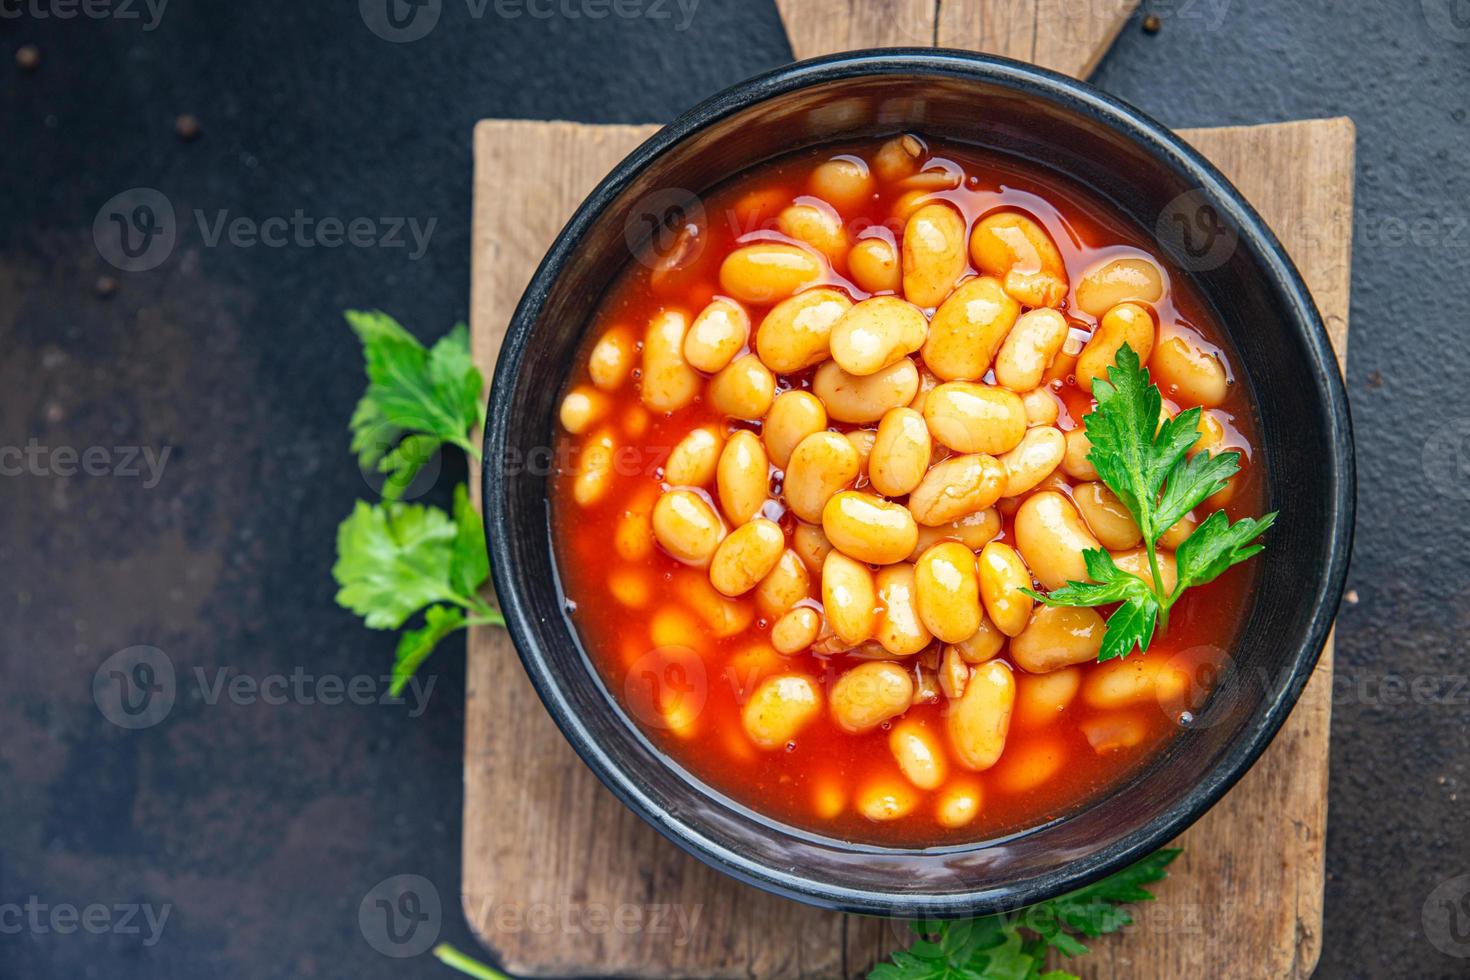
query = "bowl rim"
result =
(483, 48, 1355, 915)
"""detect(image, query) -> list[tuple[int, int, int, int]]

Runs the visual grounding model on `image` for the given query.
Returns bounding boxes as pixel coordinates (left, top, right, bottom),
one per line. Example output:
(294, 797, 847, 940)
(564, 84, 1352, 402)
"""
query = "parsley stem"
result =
(432, 943, 511, 980)
(445, 594, 482, 614)
(451, 435, 483, 463)
(1157, 572, 1193, 634)
(445, 595, 503, 630)
(1145, 540, 1170, 634)
(467, 593, 505, 625)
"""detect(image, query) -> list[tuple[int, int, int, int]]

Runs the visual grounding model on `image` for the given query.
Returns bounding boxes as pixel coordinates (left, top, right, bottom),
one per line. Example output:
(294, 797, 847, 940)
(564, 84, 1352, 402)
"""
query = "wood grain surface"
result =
(467, 121, 851, 980)
(463, 113, 1352, 978)
(775, 0, 1136, 77)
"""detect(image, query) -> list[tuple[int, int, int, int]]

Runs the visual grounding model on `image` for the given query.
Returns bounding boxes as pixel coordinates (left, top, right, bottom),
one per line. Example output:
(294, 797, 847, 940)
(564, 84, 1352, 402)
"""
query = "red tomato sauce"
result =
(547, 137, 1265, 846)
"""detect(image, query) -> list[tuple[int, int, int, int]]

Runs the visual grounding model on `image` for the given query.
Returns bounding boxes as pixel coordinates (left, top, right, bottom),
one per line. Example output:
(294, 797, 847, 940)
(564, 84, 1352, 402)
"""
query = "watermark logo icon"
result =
(1423, 417, 1470, 500)
(624, 188, 706, 271)
(355, 416, 444, 501)
(1155, 189, 1238, 272)
(361, 0, 442, 42)
(1157, 644, 1237, 730)
(1423, 873, 1470, 957)
(1157, 0, 1234, 32)
(1421, 0, 1470, 42)
(623, 645, 707, 732)
(360, 875, 442, 957)
(93, 646, 176, 730)
(93, 188, 176, 272)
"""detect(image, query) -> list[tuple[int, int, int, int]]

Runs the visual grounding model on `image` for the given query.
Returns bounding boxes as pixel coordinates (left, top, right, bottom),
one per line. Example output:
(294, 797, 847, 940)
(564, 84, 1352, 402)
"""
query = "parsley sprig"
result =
(347, 309, 486, 500)
(333, 485, 503, 694)
(868, 849, 1181, 980)
(1025, 345, 1274, 661)
(333, 312, 504, 695)
(419, 850, 1178, 979)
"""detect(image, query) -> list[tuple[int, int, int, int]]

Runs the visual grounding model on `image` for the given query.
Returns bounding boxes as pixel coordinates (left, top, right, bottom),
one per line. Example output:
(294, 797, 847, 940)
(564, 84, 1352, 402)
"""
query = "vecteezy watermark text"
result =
(0, 440, 170, 487)
(93, 188, 436, 272)
(359, 0, 699, 43)
(194, 667, 437, 717)
(0, 897, 171, 947)
(0, 0, 167, 31)
(93, 646, 437, 729)
(193, 210, 435, 259)
(471, 896, 703, 946)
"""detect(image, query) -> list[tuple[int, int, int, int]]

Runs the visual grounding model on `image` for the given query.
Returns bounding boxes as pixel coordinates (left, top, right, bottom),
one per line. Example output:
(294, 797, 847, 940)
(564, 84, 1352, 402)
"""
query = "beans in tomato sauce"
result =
(549, 134, 1264, 845)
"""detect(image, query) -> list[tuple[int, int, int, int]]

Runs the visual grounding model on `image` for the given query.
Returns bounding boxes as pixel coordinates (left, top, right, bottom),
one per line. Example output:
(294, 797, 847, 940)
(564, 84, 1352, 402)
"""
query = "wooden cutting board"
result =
(464, 6, 1353, 977)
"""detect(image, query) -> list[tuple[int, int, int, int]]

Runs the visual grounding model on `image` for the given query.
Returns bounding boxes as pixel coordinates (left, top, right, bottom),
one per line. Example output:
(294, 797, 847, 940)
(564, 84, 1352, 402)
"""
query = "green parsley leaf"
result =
(1174, 510, 1277, 591)
(1023, 551, 1157, 661)
(978, 929, 1039, 980)
(866, 850, 1180, 980)
(333, 499, 461, 630)
(1153, 435, 1239, 535)
(347, 310, 485, 500)
(333, 496, 504, 691)
(1024, 549, 1153, 610)
(1085, 345, 1211, 544)
(392, 605, 467, 696)
(335, 315, 505, 696)
(450, 483, 490, 598)
(377, 433, 443, 502)
(1098, 595, 1158, 662)
(1081, 344, 1172, 537)
(1028, 343, 1272, 660)
(1043, 848, 1180, 940)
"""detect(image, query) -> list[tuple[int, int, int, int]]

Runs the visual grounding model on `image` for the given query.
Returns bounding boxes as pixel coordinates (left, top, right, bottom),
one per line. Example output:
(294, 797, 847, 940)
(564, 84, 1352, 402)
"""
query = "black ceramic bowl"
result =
(483, 50, 1353, 916)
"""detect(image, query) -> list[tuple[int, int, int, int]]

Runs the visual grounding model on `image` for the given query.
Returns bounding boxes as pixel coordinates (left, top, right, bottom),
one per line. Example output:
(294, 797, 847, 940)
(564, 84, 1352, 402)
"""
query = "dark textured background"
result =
(1, 1, 1467, 977)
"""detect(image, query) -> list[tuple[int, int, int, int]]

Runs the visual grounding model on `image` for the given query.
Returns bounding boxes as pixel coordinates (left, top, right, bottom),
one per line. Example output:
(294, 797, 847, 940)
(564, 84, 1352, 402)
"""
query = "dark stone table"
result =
(1, 2, 1466, 977)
